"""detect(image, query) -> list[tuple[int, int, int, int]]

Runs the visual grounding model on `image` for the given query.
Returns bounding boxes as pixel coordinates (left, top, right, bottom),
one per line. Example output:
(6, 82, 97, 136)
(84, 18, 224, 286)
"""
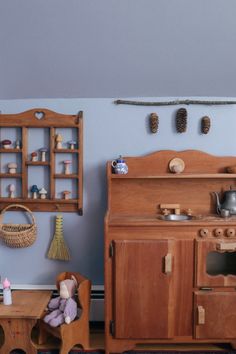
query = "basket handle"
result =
(0, 204, 36, 225)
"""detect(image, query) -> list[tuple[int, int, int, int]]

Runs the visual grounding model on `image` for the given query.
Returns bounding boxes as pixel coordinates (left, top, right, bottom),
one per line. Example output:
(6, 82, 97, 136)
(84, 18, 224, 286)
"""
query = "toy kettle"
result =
(213, 186, 236, 215)
(111, 155, 128, 175)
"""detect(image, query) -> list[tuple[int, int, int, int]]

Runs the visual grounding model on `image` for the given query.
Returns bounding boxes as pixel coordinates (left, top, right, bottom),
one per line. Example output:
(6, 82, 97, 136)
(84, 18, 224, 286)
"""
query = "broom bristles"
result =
(47, 237, 71, 261)
(47, 215, 71, 261)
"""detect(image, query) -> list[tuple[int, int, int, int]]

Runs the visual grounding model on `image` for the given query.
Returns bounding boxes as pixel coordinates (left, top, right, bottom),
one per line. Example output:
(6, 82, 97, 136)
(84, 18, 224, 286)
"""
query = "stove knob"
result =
(226, 228, 235, 237)
(214, 228, 223, 237)
(199, 228, 209, 237)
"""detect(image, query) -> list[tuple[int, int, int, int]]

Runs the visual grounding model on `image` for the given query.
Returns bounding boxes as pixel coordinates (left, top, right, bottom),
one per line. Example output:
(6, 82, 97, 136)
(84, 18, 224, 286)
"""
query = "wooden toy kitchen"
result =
(104, 150, 236, 354)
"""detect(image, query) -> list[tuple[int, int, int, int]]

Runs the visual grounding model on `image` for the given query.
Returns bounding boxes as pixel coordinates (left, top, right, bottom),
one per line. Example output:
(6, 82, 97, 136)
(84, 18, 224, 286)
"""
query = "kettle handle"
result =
(111, 160, 117, 168)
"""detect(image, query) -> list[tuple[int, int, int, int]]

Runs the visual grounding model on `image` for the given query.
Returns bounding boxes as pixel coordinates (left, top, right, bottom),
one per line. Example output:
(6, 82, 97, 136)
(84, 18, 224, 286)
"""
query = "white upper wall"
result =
(0, 0, 236, 99)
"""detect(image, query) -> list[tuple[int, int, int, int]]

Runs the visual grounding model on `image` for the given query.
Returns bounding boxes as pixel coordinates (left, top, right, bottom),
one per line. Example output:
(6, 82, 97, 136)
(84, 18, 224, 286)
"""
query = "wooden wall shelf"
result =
(26, 161, 50, 166)
(111, 173, 236, 179)
(53, 149, 79, 153)
(0, 108, 83, 213)
(0, 149, 22, 153)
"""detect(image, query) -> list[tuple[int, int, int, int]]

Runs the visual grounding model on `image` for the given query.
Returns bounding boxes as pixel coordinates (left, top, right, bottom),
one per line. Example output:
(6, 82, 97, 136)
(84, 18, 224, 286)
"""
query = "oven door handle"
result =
(216, 242, 236, 251)
(197, 305, 205, 325)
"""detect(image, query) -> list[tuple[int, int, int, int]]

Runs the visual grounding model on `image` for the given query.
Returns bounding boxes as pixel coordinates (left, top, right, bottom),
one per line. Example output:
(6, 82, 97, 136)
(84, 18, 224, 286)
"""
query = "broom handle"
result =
(0, 204, 36, 225)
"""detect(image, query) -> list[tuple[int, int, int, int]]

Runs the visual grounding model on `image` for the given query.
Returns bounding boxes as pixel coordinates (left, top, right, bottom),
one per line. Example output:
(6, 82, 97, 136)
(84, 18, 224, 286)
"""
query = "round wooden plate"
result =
(169, 158, 185, 173)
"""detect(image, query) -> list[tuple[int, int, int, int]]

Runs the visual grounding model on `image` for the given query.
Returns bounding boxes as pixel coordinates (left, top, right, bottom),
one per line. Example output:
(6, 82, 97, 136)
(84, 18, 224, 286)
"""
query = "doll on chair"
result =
(44, 275, 78, 327)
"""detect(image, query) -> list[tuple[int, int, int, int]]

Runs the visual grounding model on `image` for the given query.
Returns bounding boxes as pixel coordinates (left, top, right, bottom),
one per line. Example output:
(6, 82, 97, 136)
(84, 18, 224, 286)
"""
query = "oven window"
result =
(206, 251, 236, 276)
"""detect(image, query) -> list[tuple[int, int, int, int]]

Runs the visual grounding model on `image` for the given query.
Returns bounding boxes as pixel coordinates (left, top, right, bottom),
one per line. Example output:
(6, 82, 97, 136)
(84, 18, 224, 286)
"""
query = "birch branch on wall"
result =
(114, 99, 236, 106)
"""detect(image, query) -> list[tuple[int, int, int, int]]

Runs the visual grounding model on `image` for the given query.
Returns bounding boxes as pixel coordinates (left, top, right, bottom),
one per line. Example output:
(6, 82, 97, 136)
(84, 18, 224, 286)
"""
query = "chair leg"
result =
(60, 341, 72, 354)
(38, 323, 48, 345)
(81, 331, 90, 349)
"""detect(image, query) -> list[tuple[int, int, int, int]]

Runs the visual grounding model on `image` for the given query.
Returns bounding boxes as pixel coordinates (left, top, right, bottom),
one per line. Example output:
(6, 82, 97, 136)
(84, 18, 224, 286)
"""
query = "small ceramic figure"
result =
(31, 151, 38, 162)
(9, 184, 15, 198)
(2, 140, 12, 149)
(62, 190, 71, 200)
(39, 187, 47, 199)
(31, 185, 39, 199)
(68, 140, 76, 150)
(39, 148, 47, 162)
(55, 134, 63, 149)
(15, 140, 21, 149)
(111, 155, 128, 174)
(63, 160, 72, 175)
(8, 163, 17, 174)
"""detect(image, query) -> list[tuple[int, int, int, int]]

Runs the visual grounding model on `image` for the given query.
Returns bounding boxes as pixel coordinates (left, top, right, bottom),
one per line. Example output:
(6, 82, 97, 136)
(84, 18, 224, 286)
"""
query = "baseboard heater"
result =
(0, 284, 104, 322)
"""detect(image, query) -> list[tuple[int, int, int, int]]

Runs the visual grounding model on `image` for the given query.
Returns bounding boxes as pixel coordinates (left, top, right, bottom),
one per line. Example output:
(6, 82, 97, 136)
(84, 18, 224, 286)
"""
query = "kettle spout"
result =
(213, 192, 221, 215)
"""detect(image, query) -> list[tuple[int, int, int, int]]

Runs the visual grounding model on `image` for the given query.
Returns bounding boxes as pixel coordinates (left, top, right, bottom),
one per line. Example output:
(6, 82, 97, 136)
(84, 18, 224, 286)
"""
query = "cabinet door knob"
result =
(199, 228, 209, 237)
(214, 228, 223, 237)
(226, 228, 235, 237)
(164, 253, 172, 274)
(197, 305, 205, 324)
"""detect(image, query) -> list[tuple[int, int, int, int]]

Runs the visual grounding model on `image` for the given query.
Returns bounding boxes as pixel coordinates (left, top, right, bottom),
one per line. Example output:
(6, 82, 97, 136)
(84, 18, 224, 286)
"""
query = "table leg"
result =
(0, 318, 37, 354)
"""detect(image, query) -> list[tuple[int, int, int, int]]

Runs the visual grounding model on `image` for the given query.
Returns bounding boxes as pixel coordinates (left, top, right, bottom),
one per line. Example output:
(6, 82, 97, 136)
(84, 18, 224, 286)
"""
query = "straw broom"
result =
(47, 214, 71, 261)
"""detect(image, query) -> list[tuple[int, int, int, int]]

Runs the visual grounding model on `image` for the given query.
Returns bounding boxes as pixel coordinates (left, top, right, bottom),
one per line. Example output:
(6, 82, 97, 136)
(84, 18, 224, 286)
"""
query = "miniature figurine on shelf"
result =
(39, 148, 48, 162)
(8, 163, 17, 174)
(62, 190, 71, 200)
(55, 134, 63, 149)
(63, 160, 72, 175)
(111, 155, 128, 174)
(68, 140, 77, 150)
(15, 140, 21, 149)
(31, 185, 39, 199)
(2, 139, 12, 149)
(39, 187, 47, 199)
(9, 184, 15, 198)
(31, 151, 38, 162)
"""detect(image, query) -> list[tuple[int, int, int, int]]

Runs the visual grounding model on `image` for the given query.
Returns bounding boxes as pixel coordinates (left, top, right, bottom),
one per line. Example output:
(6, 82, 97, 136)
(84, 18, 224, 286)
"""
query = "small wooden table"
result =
(0, 290, 52, 354)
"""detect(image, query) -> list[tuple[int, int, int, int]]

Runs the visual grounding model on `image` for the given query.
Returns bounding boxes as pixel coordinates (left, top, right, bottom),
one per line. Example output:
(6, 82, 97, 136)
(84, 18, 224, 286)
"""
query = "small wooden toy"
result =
(68, 140, 76, 150)
(9, 184, 15, 198)
(8, 163, 17, 174)
(39, 187, 47, 199)
(63, 160, 72, 175)
(31, 185, 39, 199)
(2, 139, 12, 149)
(62, 190, 71, 200)
(15, 140, 21, 149)
(55, 134, 63, 149)
(31, 151, 38, 162)
(39, 148, 47, 162)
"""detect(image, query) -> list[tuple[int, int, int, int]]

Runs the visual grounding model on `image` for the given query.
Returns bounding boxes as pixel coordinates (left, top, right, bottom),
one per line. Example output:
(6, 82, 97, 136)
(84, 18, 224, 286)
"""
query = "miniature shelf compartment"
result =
(0, 108, 83, 213)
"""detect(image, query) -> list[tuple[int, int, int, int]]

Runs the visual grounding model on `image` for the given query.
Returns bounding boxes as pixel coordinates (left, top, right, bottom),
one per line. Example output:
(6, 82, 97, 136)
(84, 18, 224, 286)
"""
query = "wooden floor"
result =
(0, 325, 234, 352)
(31, 330, 236, 352)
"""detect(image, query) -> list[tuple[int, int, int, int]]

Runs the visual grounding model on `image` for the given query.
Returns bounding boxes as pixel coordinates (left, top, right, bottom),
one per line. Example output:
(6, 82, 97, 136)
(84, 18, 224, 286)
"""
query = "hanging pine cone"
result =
(176, 108, 187, 133)
(201, 116, 211, 134)
(149, 113, 159, 133)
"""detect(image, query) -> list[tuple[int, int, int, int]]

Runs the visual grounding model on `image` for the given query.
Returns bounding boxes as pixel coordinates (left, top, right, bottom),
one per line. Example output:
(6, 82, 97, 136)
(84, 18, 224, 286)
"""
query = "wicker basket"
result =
(0, 204, 37, 248)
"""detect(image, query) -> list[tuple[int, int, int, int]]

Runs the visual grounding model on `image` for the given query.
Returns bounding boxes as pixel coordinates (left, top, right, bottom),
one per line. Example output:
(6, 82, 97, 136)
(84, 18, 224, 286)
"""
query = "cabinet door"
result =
(113, 239, 175, 339)
(196, 240, 236, 287)
(195, 292, 236, 339)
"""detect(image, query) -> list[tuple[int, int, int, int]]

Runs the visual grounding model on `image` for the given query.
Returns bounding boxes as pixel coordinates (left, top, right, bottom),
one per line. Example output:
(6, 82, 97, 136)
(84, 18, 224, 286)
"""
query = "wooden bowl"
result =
(169, 158, 185, 174)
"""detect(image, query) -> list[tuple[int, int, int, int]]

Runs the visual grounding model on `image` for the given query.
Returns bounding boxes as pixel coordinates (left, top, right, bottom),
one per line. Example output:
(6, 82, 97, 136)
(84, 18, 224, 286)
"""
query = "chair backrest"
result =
(56, 271, 91, 310)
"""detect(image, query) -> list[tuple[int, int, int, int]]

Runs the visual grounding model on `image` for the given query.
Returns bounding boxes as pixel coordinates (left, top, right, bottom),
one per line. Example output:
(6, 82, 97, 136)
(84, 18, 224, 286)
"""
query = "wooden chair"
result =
(39, 271, 91, 354)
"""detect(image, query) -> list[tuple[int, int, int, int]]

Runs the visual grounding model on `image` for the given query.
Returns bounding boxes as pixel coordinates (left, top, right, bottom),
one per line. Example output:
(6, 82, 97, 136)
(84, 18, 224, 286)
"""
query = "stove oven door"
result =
(195, 239, 236, 287)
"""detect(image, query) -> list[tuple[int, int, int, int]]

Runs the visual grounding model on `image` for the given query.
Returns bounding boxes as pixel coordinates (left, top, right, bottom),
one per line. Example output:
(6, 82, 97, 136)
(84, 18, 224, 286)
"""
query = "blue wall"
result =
(1, 97, 236, 285)
(1, 0, 236, 98)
